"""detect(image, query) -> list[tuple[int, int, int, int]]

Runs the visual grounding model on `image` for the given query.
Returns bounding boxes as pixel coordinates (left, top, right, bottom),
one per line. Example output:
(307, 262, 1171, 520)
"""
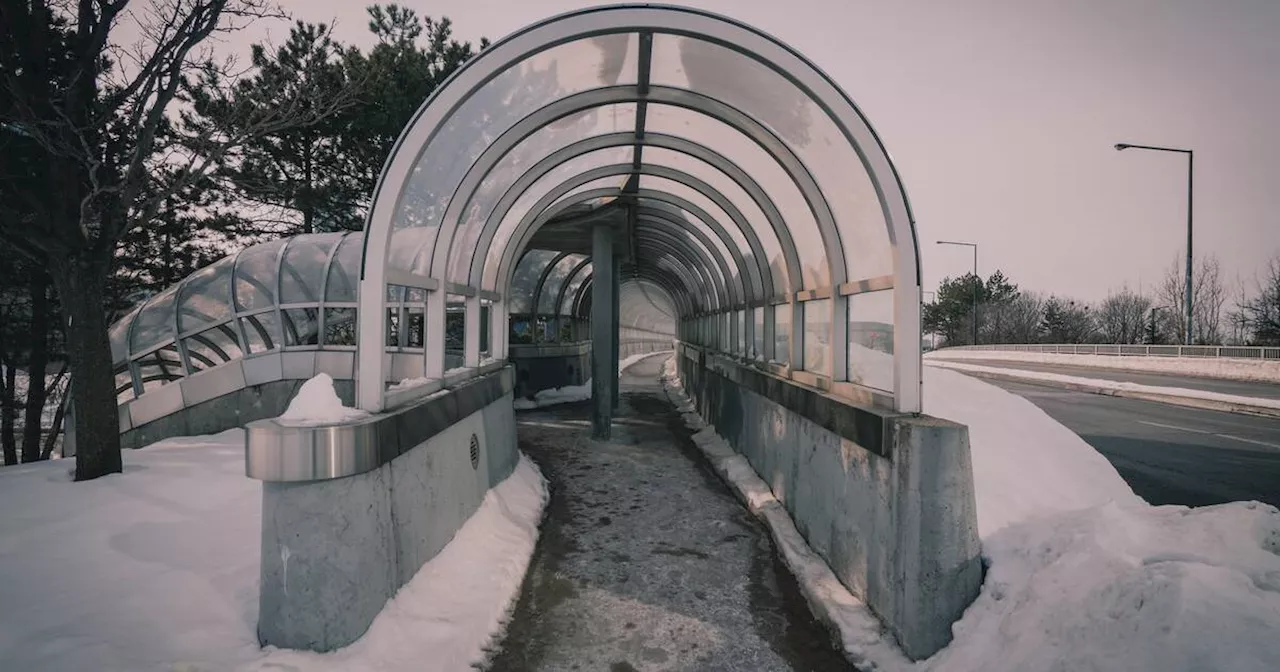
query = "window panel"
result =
(241, 312, 279, 354)
(184, 324, 243, 373)
(538, 254, 585, 314)
(279, 234, 341, 304)
(774, 304, 791, 365)
(135, 345, 183, 394)
(283, 308, 319, 346)
(559, 265, 591, 315)
(803, 298, 831, 374)
(324, 308, 357, 346)
(234, 239, 285, 311)
(324, 234, 363, 303)
(848, 289, 895, 392)
(130, 285, 179, 355)
(509, 250, 559, 314)
(178, 256, 235, 334)
(445, 294, 466, 362)
(753, 307, 765, 360)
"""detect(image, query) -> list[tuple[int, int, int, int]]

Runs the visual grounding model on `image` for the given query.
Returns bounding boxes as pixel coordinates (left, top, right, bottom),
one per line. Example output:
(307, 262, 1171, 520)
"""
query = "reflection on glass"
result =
(480, 304, 492, 356)
(234, 239, 285, 311)
(184, 324, 243, 372)
(445, 295, 466, 356)
(324, 308, 357, 346)
(131, 286, 180, 355)
(283, 308, 319, 346)
(136, 345, 183, 393)
(509, 250, 559, 314)
(279, 235, 340, 304)
(803, 299, 830, 374)
(325, 235, 363, 302)
(385, 309, 400, 347)
(753, 307, 765, 360)
(178, 256, 234, 334)
(774, 304, 791, 365)
(848, 289, 894, 392)
(241, 313, 279, 354)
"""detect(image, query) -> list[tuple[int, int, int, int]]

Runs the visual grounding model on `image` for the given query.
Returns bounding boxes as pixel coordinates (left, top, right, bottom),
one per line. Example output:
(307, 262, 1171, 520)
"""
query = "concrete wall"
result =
(676, 344, 981, 660)
(256, 388, 519, 652)
(509, 342, 591, 398)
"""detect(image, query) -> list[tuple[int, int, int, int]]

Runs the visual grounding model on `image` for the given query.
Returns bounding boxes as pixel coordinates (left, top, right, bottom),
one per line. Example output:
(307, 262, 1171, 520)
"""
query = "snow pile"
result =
(512, 351, 669, 410)
(277, 373, 370, 426)
(245, 456, 548, 672)
(927, 349, 1280, 384)
(929, 359, 1280, 415)
(924, 366, 1144, 535)
(0, 430, 550, 672)
(387, 376, 431, 393)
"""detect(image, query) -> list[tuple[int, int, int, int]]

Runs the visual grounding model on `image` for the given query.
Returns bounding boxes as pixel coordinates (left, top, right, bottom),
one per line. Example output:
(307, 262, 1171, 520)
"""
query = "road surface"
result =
(934, 358, 1280, 399)
(987, 378, 1280, 507)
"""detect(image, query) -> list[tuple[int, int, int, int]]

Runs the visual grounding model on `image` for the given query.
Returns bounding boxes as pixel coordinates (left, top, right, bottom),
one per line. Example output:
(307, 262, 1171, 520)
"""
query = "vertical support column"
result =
(611, 259, 621, 410)
(592, 224, 615, 439)
(463, 295, 481, 367)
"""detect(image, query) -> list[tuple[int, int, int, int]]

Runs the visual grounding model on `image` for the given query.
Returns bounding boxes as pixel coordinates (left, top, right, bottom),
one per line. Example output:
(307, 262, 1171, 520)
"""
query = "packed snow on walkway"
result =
(927, 359, 1280, 412)
(0, 431, 548, 672)
(276, 373, 371, 425)
(512, 351, 668, 410)
(927, 348, 1280, 384)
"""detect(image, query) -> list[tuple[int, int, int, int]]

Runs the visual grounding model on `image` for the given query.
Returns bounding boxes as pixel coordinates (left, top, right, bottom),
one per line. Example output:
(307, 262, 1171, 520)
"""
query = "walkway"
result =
(489, 354, 851, 672)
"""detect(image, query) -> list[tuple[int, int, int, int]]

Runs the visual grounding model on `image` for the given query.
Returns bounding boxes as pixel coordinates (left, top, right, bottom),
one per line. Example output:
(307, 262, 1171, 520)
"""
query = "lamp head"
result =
(1114, 143, 1131, 151)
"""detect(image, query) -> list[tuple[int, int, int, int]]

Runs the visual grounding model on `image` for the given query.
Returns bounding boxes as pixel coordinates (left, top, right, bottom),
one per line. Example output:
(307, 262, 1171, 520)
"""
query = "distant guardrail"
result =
(938, 344, 1280, 360)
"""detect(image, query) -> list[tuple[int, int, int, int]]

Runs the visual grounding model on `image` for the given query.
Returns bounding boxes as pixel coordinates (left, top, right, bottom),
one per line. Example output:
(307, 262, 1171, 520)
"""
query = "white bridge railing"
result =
(940, 344, 1280, 360)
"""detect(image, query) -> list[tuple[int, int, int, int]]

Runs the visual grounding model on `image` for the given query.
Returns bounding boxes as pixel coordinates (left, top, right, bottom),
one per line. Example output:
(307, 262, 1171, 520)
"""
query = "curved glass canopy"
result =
(345, 4, 922, 412)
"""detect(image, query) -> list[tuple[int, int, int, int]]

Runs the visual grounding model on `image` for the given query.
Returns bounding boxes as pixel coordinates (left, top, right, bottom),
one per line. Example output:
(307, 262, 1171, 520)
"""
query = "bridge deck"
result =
(489, 354, 850, 671)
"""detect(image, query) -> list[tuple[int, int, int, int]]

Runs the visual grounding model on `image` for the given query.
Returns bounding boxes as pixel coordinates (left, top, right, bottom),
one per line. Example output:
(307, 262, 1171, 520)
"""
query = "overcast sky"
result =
(233, 0, 1280, 302)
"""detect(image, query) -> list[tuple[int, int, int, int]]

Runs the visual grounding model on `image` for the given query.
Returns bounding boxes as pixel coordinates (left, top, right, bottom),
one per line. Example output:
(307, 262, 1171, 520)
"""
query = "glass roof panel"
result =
(537, 253, 586, 313)
(130, 285, 179, 355)
(233, 239, 285, 311)
(650, 34, 892, 281)
(643, 103, 828, 288)
(635, 219, 728, 301)
(446, 103, 636, 284)
(558, 263, 592, 315)
(389, 34, 638, 273)
(635, 202, 740, 301)
(640, 146, 786, 295)
(279, 234, 341, 304)
(508, 249, 559, 313)
(177, 256, 235, 334)
(110, 305, 141, 364)
(325, 233, 364, 303)
(637, 174, 759, 296)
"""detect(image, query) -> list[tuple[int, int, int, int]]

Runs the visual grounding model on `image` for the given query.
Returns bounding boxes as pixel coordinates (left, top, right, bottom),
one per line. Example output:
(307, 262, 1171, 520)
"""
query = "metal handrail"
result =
(936, 344, 1280, 360)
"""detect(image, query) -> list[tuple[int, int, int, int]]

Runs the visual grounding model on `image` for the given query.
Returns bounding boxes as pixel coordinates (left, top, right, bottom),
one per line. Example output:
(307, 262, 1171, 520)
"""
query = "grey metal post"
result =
(592, 224, 615, 439)
(612, 258, 620, 410)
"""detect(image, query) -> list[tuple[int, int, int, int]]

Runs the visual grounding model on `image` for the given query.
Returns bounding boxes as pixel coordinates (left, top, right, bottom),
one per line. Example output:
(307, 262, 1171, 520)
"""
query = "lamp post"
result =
(937, 240, 979, 345)
(1115, 142, 1194, 345)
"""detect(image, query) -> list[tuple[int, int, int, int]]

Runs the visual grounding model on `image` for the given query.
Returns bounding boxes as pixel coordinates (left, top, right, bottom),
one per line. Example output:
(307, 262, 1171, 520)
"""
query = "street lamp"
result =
(937, 240, 979, 345)
(1115, 142, 1194, 345)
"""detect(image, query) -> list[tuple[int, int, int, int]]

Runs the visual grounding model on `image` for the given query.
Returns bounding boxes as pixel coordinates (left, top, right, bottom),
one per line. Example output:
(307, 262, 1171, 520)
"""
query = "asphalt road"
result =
(940, 358, 1280, 399)
(988, 378, 1280, 507)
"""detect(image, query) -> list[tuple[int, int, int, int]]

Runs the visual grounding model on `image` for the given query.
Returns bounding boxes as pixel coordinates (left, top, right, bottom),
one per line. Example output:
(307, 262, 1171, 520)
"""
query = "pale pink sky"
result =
(228, 0, 1280, 302)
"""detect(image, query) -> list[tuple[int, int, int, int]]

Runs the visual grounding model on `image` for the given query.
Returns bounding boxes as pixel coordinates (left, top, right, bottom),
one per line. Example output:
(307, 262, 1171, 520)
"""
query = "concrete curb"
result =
(929, 364, 1280, 420)
(660, 364, 908, 672)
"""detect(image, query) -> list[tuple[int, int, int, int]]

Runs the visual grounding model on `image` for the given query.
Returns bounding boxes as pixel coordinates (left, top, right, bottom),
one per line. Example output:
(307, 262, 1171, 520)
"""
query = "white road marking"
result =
(1137, 420, 1280, 450)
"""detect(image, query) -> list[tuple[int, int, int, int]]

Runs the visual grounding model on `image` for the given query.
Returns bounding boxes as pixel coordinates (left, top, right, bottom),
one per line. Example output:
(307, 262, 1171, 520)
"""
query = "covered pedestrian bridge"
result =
(100, 5, 982, 663)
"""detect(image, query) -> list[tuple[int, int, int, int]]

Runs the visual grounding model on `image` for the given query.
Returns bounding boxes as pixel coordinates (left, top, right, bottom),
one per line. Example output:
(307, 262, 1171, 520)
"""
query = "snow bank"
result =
(927, 349, 1280, 384)
(924, 366, 1144, 536)
(277, 373, 370, 426)
(243, 456, 548, 672)
(0, 430, 550, 672)
(512, 351, 669, 410)
(928, 360, 1280, 415)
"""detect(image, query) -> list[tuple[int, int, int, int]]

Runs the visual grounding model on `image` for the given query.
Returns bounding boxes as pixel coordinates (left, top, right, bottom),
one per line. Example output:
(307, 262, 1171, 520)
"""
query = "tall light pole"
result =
(1115, 142, 1194, 345)
(937, 240, 979, 345)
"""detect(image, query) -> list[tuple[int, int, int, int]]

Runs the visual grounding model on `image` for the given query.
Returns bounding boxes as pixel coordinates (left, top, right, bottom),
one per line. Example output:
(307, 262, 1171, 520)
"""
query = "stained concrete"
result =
(490, 354, 851, 671)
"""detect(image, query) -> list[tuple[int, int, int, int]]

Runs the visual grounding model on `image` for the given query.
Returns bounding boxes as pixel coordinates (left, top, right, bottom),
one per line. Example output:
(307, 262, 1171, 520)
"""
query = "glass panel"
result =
(480, 304, 492, 357)
(393, 35, 638, 272)
(283, 308, 319, 346)
(446, 104, 636, 283)
(115, 365, 135, 404)
(636, 206, 737, 304)
(644, 102, 827, 288)
(406, 306, 425, 348)
(109, 305, 140, 363)
(509, 249, 558, 314)
(774, 304, 791, 365)
(559, 264, 591, 315)
(324, 233, 364, 302)
(184, 324, 243, 373)
(445, 295, 466, 366)
(510, 316, 533, 344)
(848, 289, 895, 392)
(130, 285, 179, 355)
(135, 345, 182, 394)
(234, 239, 284, 311)
(386, 309, 401, 347)
(640, 146, 786, 294)
(738, 310, 747, 354)
(324, 308, 357, 346)
(753, 307, 765, 360)
(241, 312, 279, 354)
(803, 298, 831, 374)
(538, 254, 585, 314)
(279, 234, 340, 304)
(177, 256, 235, 334)
(650, 34, 892, 280)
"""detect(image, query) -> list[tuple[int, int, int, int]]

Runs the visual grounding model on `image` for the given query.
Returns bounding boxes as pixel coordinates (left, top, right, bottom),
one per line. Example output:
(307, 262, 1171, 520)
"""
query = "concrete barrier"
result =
(675, 344, 982, 660)
(509, 342, 591, 398)
(250, 368, 519, 652)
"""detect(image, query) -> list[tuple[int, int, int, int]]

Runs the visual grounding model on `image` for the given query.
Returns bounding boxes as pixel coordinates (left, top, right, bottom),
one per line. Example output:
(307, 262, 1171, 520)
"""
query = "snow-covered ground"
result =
(0, 431, 548, 672)
(512, 350, 668, 410)
(927, 349, 1280, 383)
(928, 359, 1280, 415)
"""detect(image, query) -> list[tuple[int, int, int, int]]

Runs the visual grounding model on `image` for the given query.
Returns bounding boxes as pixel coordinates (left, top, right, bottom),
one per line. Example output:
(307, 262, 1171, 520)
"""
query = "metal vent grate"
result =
(469, 433, 480, 470)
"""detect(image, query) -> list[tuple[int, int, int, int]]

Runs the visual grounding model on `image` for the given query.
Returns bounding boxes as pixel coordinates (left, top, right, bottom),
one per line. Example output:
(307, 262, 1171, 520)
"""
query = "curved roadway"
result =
(937, 358, 1280, 399)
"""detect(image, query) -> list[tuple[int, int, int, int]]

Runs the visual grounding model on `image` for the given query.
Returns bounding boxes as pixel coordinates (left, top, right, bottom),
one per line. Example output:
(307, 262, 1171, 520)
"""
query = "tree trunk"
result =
(22, 272, 51, 463)
(50, 256, 122, 480)
(42, 387, 68, 460)
(1, 362, 16, 466)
